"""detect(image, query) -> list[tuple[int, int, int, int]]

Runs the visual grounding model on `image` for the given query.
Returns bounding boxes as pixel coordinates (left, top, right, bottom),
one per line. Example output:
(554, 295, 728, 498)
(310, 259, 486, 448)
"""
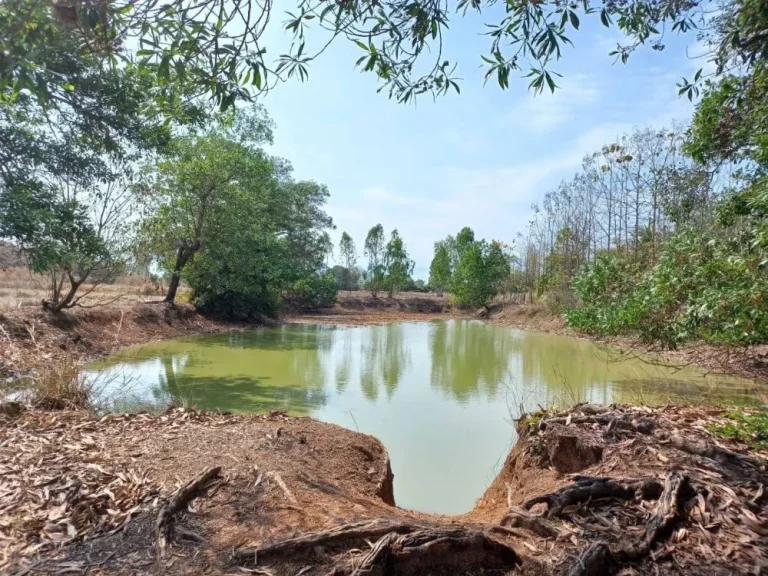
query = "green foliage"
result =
(383, 230, 414, 297)
(364, 224, 386, 297)
(338, 232, 357, 292)
(566, 252, 638, 335)
(429, 242, 452, 295)
(283, 271, 338, 309)
(186, 235, 281, 320)
(709, 409, 768, 449)
(0, 40, 178, 310)
(2, 0, 715, 111)
(449, 230, 512, 308)
(135, 106, 334, 316)
(687, 65, 768, 170)
(566, 187, 768, 347)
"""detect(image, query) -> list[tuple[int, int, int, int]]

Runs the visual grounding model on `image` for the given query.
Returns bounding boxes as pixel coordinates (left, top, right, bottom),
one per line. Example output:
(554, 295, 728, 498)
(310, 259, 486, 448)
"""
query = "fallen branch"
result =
(155, 466, 222, 558)
(523, 476, 663, 518)
(343, 526, 519, 575)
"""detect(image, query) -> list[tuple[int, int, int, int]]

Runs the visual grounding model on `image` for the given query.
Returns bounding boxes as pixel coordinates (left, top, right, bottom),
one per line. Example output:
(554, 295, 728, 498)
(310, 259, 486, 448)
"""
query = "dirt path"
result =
(2, 405, 766, 575)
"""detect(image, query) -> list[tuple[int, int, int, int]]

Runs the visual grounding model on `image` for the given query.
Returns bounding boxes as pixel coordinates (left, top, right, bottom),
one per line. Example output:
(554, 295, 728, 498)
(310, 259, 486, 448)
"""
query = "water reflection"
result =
(87, 319, 763, 514)
(360, 323, 411, 401)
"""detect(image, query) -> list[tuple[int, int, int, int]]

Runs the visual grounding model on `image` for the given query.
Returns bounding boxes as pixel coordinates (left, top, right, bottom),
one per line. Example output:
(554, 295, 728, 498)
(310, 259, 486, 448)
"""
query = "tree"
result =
(3, 0, 722, 112)
(449, 228, 513, 308)
(364, 224, 386, 297)
(338, 232, 357, 293)
(429, 242, 452, 296)
(137, 107, 275, 303)
(0, 43, 178, 311)
(383, 229, 414, 298)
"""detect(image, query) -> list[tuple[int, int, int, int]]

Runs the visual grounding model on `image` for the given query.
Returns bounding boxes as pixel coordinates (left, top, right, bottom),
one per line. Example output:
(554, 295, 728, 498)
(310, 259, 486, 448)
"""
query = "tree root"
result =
(155, 466, 222, 558)
(567, 543, 613, 576)
(669, 434, 765, 477)
(540, 413, 654, 435)
(233, 519, 519, 575)
(522, 476, 663, 518)
(567, 472, 689, 575)
(233, 519, 413, 565)
(500, 506, 564, 539)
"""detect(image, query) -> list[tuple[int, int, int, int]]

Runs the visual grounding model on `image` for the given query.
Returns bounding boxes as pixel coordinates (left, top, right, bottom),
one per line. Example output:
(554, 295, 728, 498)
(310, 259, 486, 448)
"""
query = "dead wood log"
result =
(155, 466, 222, 558)
(344, 526, 519, 575)
(522, 476, 663, 518)
(500, 506, 563, 539)
(233, 520, 519, 575)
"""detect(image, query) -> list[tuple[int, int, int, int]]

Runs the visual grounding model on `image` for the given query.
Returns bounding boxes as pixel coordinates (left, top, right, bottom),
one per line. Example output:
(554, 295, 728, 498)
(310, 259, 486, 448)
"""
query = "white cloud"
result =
(506, 75, 599, 133)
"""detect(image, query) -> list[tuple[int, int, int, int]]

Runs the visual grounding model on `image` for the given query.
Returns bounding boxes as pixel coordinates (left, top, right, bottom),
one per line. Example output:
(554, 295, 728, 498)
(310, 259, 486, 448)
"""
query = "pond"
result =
(87, 320, 762, 515)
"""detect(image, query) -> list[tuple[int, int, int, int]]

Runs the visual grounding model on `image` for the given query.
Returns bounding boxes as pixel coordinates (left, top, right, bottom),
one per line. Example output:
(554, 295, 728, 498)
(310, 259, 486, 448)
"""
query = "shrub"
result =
(283, 271, 337, 309)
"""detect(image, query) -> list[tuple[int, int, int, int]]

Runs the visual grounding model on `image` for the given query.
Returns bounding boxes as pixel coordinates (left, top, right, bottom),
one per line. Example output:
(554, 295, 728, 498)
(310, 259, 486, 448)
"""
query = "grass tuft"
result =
(25, 357, 93, 411)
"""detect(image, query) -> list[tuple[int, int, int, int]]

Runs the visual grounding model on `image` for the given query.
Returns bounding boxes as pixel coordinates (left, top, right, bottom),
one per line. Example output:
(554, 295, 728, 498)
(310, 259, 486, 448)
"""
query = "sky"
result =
(259, 9, 713, 279)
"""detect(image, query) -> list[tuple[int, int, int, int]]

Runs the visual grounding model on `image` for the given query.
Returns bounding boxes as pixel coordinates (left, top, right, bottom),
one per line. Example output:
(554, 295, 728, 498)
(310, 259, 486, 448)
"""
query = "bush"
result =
(186, 243, 281, 320)
(282, 271, 337, 309)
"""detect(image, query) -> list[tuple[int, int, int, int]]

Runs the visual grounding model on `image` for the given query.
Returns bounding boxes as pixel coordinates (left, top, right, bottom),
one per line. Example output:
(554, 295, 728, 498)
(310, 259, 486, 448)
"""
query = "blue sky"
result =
(261, 11, 711, 279)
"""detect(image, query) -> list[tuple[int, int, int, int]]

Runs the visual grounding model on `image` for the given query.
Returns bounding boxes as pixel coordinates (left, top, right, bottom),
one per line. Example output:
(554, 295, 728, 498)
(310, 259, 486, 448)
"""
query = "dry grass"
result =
(0, 267, 183, 311)
(22, 356, 92, 410)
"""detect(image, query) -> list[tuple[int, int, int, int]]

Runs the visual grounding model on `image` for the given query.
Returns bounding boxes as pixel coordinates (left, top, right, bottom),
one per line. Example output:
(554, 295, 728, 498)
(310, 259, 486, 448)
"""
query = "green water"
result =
(87, 320, 762, 514)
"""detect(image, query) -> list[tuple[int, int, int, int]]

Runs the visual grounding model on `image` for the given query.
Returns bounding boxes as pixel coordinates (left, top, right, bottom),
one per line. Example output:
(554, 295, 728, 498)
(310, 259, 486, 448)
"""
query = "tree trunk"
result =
(165, 273, 182, 304)
(164, 243, 199, 304)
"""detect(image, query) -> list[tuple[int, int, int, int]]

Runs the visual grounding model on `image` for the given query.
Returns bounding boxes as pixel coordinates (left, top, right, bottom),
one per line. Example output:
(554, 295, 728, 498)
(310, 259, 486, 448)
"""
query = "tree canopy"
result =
(3, 0, 757, 111)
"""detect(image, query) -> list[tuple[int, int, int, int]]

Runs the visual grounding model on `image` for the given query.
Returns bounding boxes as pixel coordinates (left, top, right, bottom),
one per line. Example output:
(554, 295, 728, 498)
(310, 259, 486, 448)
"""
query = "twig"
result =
(265, 471, 298, 504)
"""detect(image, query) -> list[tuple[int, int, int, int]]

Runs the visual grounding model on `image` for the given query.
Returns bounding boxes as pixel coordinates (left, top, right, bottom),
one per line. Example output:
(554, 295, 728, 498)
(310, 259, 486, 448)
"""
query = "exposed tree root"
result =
(233, 519, 413, 564)
(567, 472, 689, 575)
(500, 505, 563, 539)
(155, 466, 222, 558)
(540, 413, 654, 435)
(233, 519, 519, 574)
(668, 434, 765, 477)
(522, 476, 664, 518)
(567, 542, 613, 576)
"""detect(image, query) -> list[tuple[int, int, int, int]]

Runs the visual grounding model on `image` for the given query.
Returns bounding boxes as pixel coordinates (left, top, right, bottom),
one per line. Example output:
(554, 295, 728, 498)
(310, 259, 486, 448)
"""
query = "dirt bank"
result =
(0, 294, 456, 380)
(286, 292, 457, 326)
(487, 303, 768, 383)
(2, 404, 766, 575)
(0, 303, 253, 380)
